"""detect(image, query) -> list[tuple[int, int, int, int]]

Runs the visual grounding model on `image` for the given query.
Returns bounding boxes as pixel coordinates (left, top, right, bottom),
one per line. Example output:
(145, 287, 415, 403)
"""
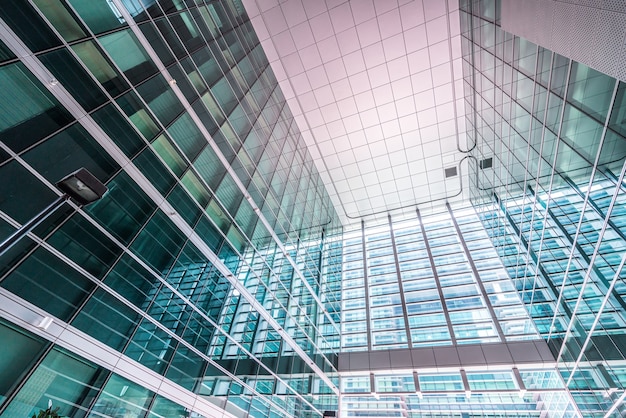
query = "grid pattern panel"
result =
(244, 0, 468, 223)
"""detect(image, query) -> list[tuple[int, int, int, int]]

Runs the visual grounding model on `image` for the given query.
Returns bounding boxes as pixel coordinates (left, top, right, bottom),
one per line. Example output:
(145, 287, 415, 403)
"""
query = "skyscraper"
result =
(0, 0, 625, 417)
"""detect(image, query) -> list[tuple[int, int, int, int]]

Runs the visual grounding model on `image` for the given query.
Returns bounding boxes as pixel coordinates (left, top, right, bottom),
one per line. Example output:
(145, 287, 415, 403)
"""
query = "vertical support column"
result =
(460, 369, 471, 398)
(446, 202, 505, 340)
(416, 208, 456, 344)
(387, 214, 413, 348)
(512, 367, 527, 397)
(361, 220, 372, 351)
(413, 371, 422, 398)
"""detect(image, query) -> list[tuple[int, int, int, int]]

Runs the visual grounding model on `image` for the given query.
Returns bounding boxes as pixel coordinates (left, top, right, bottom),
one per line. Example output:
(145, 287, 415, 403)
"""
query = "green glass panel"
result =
(0, 39, 15, 62)
(138, 21, 176, 66)
(99, 29, 157, 84)
(103, 253, 160, 308)
(181, 169, 212, 207)
(72, 288, 141, 351)
(33, 0, 87, 42)
(22, 123, 119, 186)
(46, 212, 123, 279)
(152, 134, 187, 176)
(130, 210, 186, 272)
(610, 82, 626, 137)
(148, 394, 188, 417)
(1, 247, 96, 321)
(72, 40, 129, 96)
(125, 318, 175, 374)
(0, 320, 48, 407)
(560, 104, 603, 163)
(164, 346, 205, 391)
(0, 63, 74, 153)
(91, 103, 146, 157)
(1, 347, 107, 417)
(133, 146, 177, 195)
(91, 374, 153, 417)
(0, 160, 58, 225)
(168, 112, 206, 160)
(568, 62, 616, 122)
(167, 184, 202, 225)
(136, 74, 184, 126)
(598, 129, 626, 176)
(116, 91, 160, 140)
(68, 0, 127, 34)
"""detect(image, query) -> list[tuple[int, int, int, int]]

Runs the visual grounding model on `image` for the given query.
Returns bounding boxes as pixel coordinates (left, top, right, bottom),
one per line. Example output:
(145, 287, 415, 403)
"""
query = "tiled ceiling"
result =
(242, 0, 469, 225)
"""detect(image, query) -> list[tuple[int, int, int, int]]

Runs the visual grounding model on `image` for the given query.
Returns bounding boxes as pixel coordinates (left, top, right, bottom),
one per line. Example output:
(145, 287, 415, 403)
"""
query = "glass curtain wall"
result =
(0, 0, 340, 417)
(340, 205, 538, 352)
(462, 0, 626, 416)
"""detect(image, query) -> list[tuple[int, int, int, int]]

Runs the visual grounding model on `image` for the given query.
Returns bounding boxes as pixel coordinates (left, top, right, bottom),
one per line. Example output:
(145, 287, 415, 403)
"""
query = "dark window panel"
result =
(1, 247, 96, 321)
(39, 48, 108, 111)
(0, 63, 74, 153)
(0, 0, 62, 52)
(91, 104, 146, 158)
(72, 288, 142, 351)
(67, 0, 128, 34)
(86, 171, 156, 245)
(22, 123, 119, 186)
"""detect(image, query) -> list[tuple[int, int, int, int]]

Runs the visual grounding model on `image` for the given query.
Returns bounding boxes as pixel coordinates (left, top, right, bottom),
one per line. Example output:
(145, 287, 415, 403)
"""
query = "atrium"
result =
(0, 0, 625, 417)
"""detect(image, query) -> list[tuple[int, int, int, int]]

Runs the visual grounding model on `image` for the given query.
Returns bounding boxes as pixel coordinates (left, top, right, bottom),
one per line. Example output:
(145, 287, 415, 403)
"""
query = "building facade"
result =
(0, 0, 625, 417)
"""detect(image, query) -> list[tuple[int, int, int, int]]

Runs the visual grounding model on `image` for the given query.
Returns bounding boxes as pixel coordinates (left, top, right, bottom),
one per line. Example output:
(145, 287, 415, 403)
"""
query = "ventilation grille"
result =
(444, 167, 457, 178)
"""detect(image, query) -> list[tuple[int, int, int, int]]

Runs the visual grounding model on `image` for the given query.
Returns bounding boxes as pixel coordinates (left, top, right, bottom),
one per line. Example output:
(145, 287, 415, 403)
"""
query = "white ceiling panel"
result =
(244, 0, 467, 225)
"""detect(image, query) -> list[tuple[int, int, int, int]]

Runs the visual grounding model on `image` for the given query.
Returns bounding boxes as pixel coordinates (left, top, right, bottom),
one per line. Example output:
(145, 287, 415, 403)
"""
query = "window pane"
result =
(41, 49, 108, 111)
(72, 40, 129, 96)
(1, 247, 96, 321)
(0, 320, 48, 406)
(99, 29, 158, 84)
(67, 0, 128, 34)
(0, 63, 74, 153)
(33, 0, 87, 42)
(0, 0, 61, 51)
(1, 347, 107, 417)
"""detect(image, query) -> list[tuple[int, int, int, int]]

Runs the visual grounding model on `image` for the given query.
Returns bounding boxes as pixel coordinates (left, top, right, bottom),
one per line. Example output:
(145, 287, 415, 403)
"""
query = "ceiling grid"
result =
(243, 0, 469, 225)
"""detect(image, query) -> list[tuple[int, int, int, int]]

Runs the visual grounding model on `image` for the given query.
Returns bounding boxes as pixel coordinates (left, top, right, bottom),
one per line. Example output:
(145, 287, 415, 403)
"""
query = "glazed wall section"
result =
(462, 0, 626, 416)
(0, 1, 340, 417)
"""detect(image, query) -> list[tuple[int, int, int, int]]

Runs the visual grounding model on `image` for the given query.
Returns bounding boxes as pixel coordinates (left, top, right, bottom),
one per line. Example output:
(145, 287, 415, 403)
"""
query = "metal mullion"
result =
(361, 220, 372, 352)
(106, 4, 335, 332)
(561, 173, 626, 243)
(446, 203, 505, 340)
(537, 57, 575, 340)
(386, 215, 413, 348)
(516, 43, 544, 320)
(524, 50, 556, 327)
(548, 78, 620, 346)
(0, 16, 338, 397)
(416, 209, 456, 345)
(529, 184, 626, 315)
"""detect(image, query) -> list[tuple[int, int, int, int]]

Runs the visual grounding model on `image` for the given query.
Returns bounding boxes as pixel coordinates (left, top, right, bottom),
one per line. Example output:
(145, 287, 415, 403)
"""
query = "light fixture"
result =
(56, 168, 108, 205)
(37, 316, 53, 330)
(0, 168, 107, 256)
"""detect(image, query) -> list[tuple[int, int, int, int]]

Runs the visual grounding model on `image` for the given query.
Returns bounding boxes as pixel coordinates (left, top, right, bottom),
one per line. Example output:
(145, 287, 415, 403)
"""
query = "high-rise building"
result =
(0, 0, 625, 417)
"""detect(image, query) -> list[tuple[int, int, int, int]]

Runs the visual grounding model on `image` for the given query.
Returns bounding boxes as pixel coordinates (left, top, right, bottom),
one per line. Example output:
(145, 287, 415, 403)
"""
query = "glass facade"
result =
(1, 0, 626, 417)
(340, 206, 538, 352)
(0, 1, 340, 417)
(462, 0, 626, 416)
